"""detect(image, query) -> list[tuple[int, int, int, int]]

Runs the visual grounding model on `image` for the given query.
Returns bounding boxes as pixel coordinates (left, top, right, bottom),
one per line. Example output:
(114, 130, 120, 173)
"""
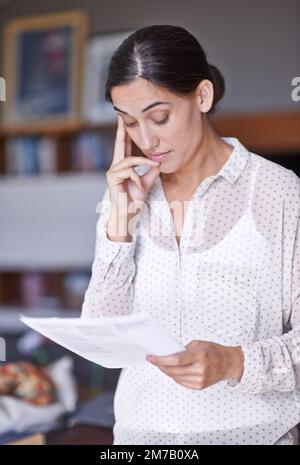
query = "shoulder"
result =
(251, 152, 300, 202)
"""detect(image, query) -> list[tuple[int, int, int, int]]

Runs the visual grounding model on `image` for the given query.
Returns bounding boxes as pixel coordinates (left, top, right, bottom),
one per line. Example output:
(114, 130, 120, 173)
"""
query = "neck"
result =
(160, 118, 234, 189)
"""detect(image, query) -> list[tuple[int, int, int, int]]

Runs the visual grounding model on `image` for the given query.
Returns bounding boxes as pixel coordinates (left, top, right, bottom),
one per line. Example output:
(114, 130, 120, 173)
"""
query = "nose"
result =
(139, 125, 159, 153)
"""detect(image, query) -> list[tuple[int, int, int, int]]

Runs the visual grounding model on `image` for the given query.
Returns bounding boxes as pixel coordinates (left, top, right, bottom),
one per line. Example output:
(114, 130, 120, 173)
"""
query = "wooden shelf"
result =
(0, 120, 116, 137)
(210, 110, 300, 153)
(0, 110, 299, 153)
(0, 121, 143, 175)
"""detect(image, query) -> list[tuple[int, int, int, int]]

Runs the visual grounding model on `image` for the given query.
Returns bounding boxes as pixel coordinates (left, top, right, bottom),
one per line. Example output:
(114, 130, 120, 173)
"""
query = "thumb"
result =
(185, 340, 200, 350)
(140, 165, 161, 192)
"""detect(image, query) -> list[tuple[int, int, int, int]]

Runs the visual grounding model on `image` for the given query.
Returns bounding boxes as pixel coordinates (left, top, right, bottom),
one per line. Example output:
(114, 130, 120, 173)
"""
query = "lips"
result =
(148, 151, 171, 161)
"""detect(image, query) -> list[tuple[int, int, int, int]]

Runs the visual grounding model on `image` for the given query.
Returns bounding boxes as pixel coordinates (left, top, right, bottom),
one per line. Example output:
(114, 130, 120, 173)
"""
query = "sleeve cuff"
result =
(226, 342, 263, 392)
(95, 217, 138, 265)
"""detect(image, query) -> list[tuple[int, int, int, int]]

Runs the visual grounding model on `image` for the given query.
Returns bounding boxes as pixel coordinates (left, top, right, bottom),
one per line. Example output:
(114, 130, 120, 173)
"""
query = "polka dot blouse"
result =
(81, 137, 300, 445)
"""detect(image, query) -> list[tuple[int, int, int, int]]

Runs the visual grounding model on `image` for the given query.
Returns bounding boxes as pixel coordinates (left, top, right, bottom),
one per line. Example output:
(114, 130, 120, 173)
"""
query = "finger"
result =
(110, 157, 160, 172)
(175, 375, 203, 383)
(140, 164, 161, 188)
(177, 381, 201, 390)
(178, 376, 209, 390)
(125, 130, 132, 158)
(185, 340, 200, 350)
(159, 365, 198, 376)
(110, 167, 143, 191)
(111, 115, 127, 167)
(148, 349, 191, 366)
(130, 170, 143, 191)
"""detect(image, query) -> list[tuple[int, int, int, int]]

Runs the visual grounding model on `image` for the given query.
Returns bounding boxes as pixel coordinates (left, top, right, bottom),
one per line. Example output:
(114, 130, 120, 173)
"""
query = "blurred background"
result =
(0, 0, 299, 445)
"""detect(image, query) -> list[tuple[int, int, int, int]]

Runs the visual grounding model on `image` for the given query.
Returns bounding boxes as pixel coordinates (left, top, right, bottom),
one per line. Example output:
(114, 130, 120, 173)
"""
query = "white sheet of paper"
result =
(20, 312, 186, 368)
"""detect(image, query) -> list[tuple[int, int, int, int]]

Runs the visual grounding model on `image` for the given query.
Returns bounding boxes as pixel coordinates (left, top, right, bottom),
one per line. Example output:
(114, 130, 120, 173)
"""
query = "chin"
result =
(159, 163, 179, 174)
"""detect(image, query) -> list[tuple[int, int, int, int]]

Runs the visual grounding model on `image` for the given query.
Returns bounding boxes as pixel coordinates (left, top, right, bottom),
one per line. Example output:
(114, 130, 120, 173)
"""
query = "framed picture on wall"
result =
(82, 30, 134, 124)
(2, 10, 88, 131)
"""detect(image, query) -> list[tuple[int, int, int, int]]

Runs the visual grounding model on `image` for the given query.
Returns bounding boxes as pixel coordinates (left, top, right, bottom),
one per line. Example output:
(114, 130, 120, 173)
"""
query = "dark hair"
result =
(105, 25, 225, 114)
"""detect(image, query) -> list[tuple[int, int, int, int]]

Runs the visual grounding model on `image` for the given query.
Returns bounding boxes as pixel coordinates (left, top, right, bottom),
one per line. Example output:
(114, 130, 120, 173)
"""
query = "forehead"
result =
(111, 78, 180, 113)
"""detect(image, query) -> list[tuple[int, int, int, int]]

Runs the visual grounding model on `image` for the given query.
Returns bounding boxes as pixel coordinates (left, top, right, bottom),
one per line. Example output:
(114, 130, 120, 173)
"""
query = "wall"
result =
(0, 0, 299, 114)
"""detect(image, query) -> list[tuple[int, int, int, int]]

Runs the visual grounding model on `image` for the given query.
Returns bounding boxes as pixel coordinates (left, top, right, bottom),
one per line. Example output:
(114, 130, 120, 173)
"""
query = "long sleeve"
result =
(81, 187, 137, 318)
(227, 171, 300, 393)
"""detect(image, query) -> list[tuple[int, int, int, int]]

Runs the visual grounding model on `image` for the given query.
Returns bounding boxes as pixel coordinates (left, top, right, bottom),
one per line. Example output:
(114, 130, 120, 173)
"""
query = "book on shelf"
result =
(37, 137, 57, 173)
(5, 135, 57, 175)
(71, 131, 114, 172)
(63, 272, 91, 309)
(20, 272, 46, 308)
(4, 131, 114, 175)
(2, 271, 91, 310)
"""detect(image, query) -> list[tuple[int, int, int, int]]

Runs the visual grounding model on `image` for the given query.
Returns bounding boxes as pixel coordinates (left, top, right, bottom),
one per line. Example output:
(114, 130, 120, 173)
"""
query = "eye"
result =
(124, 121, 137, 128)
(154, 115, 169, 126)
(124, 115, 169, 128)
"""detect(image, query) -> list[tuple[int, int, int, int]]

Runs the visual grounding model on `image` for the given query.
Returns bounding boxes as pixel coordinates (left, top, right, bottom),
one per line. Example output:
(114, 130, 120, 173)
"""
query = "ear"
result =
(195, 79, 214, 114)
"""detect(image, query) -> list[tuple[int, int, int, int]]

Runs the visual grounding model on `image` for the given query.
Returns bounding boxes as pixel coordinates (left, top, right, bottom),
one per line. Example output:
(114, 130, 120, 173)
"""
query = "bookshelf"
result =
(0, 123, 116, 317)
(0, 119, 147, 326)
(0, 120, 128, 403)
(0, 110, 299, 319)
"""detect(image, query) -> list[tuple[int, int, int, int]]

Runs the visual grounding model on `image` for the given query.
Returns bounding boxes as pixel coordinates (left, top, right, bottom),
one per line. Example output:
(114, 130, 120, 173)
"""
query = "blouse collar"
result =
(217, 137, 250, 185)
(148, 136, 250, 203)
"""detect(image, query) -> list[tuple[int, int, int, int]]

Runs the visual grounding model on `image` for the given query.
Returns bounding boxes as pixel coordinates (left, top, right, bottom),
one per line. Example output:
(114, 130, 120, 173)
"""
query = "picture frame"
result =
(1, 10, 88, 131)
(82, 30, 135, 124)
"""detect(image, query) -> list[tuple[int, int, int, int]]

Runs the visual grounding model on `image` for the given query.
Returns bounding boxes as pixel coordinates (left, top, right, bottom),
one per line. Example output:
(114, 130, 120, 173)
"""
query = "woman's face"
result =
(111, 77, 209, 174)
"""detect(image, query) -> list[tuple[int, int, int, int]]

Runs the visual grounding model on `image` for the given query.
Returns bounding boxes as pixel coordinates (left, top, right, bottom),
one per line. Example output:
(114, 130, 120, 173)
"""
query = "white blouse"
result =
(81, 137, 300, 445)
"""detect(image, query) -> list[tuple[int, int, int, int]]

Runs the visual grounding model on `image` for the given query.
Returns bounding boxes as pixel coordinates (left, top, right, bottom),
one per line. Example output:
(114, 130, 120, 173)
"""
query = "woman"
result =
(81, 25, 300, 445)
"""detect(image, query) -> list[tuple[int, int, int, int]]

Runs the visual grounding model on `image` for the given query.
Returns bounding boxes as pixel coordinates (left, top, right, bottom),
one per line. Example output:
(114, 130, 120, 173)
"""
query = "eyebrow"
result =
(113, 101, 170, 115)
